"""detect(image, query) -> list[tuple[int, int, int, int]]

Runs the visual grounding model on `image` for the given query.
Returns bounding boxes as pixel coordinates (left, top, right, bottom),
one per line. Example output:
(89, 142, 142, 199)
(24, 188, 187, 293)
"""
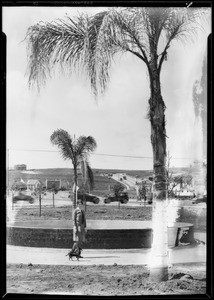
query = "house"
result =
(14, 164, 27, 170)
(27, 179, 42, 191)
(12, 180, 27, 191)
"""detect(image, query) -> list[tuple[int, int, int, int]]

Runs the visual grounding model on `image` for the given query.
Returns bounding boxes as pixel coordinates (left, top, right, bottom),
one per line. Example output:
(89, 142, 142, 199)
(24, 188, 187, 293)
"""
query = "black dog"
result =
(66, 247, 83, 261)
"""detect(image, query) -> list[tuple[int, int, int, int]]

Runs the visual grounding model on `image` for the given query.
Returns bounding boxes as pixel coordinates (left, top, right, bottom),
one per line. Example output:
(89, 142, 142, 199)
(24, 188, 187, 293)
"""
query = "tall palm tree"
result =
(50, 129, 97, 208)
(26, 7, 209, 281)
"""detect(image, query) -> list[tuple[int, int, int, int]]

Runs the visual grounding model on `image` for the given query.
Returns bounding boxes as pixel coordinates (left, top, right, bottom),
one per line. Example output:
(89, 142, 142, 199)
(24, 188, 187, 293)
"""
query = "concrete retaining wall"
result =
(7, 222, 194, 249)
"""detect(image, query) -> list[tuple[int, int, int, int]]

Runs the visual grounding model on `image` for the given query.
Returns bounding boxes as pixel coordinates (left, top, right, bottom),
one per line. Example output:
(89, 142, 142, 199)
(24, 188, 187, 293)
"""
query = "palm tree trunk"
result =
(148, 63, 169, 281)
(83, 193, 86, 212)
(73, 166, 78, 209)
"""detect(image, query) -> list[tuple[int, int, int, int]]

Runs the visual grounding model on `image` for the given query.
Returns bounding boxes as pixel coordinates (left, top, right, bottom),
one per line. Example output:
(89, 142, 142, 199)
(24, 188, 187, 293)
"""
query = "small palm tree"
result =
(50, 129, 97, 208)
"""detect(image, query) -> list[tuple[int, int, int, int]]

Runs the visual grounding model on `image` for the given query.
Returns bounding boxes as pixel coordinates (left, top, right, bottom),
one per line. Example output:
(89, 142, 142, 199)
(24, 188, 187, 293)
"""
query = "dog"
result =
(66, 247, 83, 261)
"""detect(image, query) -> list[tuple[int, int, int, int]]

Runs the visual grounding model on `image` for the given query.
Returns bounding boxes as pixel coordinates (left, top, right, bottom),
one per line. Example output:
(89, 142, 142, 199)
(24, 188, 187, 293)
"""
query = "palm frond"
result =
(154, 7, 210, 71)
(80, 160, 95, 190)
(50, 129, 75, 162)
(26, 14, 87, 90)
(86, 164, 95, 190)
(75, 135, 97, 161)
(162, 7, 209, 46)
(85, 8, 150, 96)
(26, 7, 210, 95)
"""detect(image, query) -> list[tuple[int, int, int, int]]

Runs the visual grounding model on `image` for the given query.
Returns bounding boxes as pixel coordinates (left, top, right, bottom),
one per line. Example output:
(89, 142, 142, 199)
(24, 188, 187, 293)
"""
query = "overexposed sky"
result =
(3, 6, 211, 170)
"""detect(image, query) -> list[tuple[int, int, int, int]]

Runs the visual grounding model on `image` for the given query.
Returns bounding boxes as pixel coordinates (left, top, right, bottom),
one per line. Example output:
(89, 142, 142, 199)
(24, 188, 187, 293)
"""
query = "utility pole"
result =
(7, 149, 10, 195)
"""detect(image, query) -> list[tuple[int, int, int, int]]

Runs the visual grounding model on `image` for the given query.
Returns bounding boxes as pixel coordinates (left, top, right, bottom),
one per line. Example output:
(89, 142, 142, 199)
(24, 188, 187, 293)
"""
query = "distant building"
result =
(27, 179, 42, 191)
(14, 164, 27, 171)
(46, 179, 61, 190)
(12, 180, 27, 191)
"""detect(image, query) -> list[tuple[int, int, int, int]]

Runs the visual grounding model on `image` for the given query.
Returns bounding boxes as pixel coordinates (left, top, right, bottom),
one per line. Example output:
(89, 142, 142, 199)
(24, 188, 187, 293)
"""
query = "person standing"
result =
(71, 199, 87, 255)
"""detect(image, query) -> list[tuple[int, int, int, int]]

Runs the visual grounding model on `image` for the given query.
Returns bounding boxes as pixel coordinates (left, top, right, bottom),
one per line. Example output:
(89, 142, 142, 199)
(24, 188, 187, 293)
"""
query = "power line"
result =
(8, 148, 193, 160)
(9, 149, 57, 153)
(94, 153, 153, 159)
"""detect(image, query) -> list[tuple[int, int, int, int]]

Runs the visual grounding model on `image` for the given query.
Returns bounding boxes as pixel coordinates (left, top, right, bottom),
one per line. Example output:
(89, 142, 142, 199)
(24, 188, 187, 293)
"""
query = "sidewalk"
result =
(7, 241, 206, 267)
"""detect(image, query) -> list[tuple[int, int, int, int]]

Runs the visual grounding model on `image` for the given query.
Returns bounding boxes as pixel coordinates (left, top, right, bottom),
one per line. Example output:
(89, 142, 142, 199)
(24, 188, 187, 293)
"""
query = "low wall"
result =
(6, 220, 194, 249)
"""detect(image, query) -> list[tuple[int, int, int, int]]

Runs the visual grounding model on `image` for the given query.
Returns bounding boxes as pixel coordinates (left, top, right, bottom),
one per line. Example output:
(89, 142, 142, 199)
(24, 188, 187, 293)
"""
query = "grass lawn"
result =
(13, 202, 206, 232)
(14, 204, 153, 221)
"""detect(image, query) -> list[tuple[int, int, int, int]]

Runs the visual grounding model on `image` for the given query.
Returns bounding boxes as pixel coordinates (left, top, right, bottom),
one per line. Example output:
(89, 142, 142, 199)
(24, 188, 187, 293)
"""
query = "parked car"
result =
(78, 192, 100, 204)
(69, 192, 100, 204)
(104, 192, 129, 204)
(12, 192, 34, 204)
(192, 195, 207, 204)
(176, 190, 195, 200)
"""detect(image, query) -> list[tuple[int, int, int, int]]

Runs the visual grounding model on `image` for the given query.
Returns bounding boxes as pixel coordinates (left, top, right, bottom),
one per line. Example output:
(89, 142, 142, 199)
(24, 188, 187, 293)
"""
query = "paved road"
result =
(112, 174, 140, 191)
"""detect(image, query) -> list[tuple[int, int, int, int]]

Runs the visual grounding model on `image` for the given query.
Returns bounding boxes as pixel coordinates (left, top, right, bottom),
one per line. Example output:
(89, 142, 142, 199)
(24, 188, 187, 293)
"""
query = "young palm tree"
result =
(50, 129, 97, 208)
(26, 7, 209, 281)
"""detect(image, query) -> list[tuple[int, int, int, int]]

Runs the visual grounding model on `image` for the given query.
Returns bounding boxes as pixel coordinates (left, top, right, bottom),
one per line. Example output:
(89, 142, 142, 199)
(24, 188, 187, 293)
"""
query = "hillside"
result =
(8, 168, 153, 186)
(8, 167, 189, 196)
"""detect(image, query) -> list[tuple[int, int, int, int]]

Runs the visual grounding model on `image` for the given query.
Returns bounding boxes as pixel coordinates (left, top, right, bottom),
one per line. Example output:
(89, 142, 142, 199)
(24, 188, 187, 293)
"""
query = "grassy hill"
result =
(8, 168, 153, 186)
(8, 167, 189, 197)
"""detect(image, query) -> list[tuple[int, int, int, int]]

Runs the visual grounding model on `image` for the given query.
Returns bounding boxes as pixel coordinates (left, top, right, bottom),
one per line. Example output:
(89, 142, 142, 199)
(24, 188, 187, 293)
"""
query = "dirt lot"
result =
(7, 263, 206, 296)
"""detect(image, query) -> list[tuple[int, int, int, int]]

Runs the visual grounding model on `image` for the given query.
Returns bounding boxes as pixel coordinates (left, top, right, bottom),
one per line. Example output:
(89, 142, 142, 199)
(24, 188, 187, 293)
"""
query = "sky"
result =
(3, 6, 211, 170)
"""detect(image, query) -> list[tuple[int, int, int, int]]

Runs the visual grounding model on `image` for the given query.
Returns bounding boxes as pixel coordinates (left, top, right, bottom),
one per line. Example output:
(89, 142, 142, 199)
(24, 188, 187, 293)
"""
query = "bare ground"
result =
(7, 263, 206, 296)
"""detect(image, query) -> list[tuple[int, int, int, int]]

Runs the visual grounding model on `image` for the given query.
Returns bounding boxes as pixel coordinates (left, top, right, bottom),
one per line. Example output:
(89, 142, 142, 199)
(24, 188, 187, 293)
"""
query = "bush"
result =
(113, 183, 125, 197)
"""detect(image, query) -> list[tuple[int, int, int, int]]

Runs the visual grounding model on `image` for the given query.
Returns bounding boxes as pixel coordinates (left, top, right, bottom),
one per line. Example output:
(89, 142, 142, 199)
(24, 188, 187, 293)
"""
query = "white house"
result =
(27, 179, 42, 191)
